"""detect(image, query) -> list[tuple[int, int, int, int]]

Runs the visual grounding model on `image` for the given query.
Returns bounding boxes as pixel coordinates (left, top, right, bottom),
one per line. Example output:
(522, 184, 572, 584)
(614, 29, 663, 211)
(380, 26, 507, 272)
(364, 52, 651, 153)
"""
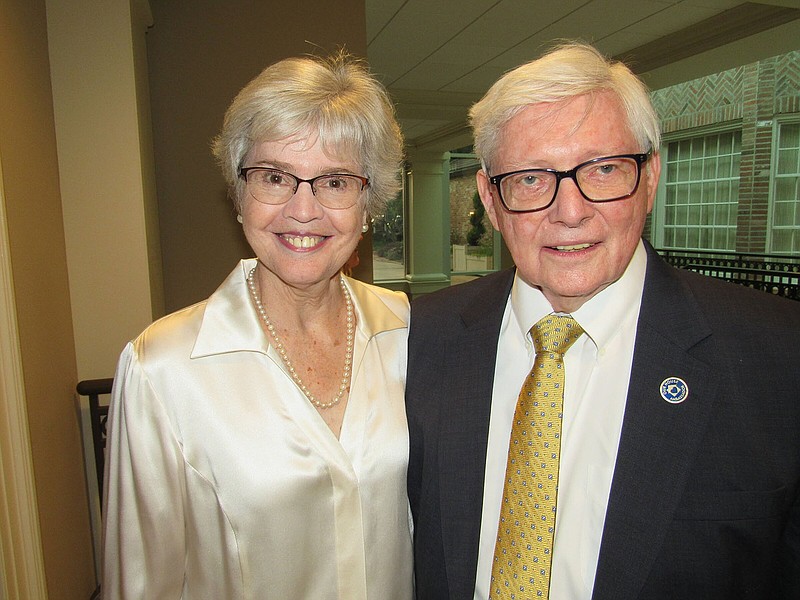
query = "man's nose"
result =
(549, 176, 594, 225)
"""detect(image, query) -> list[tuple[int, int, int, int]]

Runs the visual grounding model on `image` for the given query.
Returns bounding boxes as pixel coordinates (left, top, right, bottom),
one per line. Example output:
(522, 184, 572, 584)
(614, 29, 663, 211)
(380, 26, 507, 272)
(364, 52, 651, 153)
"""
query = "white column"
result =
(405, 149, 451, 295)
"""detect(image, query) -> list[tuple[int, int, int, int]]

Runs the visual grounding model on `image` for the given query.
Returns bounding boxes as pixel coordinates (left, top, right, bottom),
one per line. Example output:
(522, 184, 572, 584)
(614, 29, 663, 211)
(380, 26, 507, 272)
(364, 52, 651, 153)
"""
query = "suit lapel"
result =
(439, 270, 515, 599)
(592, 248, 722, 600)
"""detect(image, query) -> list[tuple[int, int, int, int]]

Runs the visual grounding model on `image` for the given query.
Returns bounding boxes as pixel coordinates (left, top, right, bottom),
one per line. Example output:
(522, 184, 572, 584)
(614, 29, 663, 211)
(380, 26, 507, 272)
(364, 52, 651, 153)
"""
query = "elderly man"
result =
(406, 42, 800, 600)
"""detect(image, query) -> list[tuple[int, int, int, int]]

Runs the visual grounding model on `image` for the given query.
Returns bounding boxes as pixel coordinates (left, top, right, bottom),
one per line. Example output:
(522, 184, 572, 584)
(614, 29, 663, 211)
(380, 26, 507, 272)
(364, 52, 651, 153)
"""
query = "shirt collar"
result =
(511, 240, 647, 350)
(191, 259, 407, 359)
(344, 275, 408, 336)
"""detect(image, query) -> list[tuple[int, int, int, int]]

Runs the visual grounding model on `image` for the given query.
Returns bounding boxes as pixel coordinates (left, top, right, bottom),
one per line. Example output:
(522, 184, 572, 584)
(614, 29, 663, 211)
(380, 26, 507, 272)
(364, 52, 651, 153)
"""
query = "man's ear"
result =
(476, 169, 501, 231)
(644, 151, 662, 214)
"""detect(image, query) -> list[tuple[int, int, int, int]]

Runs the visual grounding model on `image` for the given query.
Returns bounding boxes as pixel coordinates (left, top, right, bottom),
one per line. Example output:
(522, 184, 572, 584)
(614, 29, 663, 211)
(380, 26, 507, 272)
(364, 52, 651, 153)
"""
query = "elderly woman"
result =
(102, 53, 412, 599)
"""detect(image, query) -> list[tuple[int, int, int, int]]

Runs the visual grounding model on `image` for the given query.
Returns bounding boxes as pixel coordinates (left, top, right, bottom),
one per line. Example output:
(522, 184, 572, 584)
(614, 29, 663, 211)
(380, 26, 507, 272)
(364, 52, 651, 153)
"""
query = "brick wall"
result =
(650, 50, 800, 253)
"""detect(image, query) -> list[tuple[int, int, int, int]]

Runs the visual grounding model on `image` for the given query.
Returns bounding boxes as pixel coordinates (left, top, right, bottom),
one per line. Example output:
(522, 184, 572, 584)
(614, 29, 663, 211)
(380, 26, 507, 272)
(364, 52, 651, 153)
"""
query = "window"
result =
(449, 152, 498, 276)
(658, 130, 741, 251)
(771, 121, 800, 254)
(371, 173, 406, 282)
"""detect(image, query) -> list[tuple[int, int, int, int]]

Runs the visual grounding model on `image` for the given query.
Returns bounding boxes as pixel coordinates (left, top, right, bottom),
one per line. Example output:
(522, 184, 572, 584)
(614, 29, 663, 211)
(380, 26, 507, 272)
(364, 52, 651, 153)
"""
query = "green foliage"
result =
(373, 196, 404, 260)
(466, 244, 494, 257)
(373, 196, 403, 244)
(466, 191, 486, 246)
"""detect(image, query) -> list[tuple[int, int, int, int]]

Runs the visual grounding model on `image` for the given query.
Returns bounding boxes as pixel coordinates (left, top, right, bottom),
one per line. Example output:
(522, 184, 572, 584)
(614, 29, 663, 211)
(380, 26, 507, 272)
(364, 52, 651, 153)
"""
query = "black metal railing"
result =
(76, 378, 114, 500)
(656, 248, 800, 300)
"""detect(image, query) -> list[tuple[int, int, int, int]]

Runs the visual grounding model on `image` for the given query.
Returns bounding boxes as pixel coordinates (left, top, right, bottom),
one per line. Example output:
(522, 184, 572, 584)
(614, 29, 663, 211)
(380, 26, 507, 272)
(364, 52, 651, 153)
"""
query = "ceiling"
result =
(366, 0, 800, 152)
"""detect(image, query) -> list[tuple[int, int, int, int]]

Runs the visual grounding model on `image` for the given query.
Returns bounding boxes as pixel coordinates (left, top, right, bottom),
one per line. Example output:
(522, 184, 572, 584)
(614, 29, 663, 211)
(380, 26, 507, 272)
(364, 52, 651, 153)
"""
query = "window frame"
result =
(767, 116, 800, 255)
(652, 123, 743, 251)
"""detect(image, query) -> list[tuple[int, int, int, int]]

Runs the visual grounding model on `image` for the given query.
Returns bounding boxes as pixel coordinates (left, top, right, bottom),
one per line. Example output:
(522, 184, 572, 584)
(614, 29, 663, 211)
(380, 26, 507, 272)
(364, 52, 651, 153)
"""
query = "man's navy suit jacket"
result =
(406, 242, 800, 599)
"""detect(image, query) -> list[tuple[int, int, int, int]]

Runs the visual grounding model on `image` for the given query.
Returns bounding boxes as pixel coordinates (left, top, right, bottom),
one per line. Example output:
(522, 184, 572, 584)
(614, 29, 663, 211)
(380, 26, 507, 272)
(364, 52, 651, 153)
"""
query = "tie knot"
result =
(531, 315, 584, 355)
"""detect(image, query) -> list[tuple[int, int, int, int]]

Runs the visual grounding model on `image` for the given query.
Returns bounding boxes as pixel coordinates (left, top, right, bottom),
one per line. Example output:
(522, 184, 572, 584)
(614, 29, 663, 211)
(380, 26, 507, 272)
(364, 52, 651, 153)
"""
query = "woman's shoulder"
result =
(346, 277, 410, 324)
(129, 259, 253, 357)
(112, 300, 211, 396)
(130, 299, 209, 358)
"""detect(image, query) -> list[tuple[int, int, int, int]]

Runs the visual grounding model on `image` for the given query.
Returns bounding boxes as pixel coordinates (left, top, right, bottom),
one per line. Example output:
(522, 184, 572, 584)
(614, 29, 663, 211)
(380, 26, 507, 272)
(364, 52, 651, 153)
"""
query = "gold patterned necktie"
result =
(490, 315, 584, 600)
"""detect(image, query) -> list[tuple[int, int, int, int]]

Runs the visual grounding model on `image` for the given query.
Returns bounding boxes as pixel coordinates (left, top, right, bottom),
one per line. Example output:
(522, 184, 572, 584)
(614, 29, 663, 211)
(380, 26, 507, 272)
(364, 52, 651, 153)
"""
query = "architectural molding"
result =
(0, 153, 48, 599)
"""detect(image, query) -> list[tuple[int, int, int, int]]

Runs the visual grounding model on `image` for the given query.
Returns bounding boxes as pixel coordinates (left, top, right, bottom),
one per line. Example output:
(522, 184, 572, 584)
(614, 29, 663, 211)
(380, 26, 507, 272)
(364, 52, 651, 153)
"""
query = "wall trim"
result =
(0, 153, 48, 598)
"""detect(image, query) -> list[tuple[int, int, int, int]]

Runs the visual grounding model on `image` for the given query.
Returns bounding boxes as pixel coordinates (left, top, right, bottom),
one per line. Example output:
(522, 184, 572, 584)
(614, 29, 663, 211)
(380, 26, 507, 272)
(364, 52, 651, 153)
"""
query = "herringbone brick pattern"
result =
(775, 51, 800, 101)
(652, 66, 744, 134)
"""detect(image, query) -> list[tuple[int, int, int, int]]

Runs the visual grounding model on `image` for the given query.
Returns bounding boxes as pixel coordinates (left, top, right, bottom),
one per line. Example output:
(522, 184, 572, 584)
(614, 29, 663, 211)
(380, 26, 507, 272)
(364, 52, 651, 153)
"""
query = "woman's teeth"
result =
(283, 235, 324, 248)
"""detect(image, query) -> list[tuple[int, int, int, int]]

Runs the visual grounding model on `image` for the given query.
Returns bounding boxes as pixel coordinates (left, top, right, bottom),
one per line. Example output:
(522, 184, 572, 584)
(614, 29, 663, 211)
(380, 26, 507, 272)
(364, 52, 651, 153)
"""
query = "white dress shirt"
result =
(102, 258, 414, 600)
(474, 242, 647, 599)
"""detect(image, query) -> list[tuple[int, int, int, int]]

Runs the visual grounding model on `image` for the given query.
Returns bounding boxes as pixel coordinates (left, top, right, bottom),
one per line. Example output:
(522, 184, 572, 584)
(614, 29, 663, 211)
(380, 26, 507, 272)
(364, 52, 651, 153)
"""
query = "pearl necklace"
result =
(247, 267, 354, 409)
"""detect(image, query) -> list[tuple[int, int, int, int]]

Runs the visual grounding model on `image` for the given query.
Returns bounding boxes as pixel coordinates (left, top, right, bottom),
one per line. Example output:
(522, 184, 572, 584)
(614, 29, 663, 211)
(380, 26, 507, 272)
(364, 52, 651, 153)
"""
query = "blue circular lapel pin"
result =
(660, 377, 688, 404)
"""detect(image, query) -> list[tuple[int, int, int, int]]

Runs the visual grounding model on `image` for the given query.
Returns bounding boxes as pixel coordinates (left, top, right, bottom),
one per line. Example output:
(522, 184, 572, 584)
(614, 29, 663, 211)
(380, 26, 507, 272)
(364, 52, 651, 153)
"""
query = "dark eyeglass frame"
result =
(488, 150, 653, 213)
(238, 166, 370, 209)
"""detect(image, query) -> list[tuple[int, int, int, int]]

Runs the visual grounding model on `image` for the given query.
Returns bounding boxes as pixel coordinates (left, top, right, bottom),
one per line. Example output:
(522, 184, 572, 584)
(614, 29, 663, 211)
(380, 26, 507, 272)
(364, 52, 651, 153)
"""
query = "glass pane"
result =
(773, 201, 792, 226)
(777, 149, 799, 174)
(449, 156, 496, 275)
(779, 124, 800, 149)
(688, 203, 700, 224)
(677, 160, 690, 180)
(687, 227, 699, 249)
(775, 177, 795, 202)
(719, 181, 732, 205)
(372, 190, 405, 281)
(691, 138, 704, 159)
(771, 229, 790, 252)
(715, 204, 729, 226)
(723, 229, 735, 251)
(699, 227, 710, 248)
(729, 182, 739, 203)
(702, 182, 715, 204)
(678, 139, 691, 160)
(676, 184, 689, 205)
(667, 141, 679, 159)
(718, 154, 732, 177)
(667, 161, 678, 181)
(712, 228, 721, 250)
(703, 158, 716, 179)
(701, 204, 711, 225)
(718, 134, 732, 154)
(731, 131, 742, 153)
(690, 158, 703, 180)
(665, 186, 676, 206)
(688, 183, 701, 203)
(706, 135, 719, 156)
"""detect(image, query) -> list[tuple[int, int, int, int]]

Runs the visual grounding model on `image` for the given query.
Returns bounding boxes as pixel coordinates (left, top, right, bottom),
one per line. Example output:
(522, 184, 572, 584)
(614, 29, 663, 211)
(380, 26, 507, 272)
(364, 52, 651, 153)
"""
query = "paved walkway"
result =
(372, 255, 480, 287)
(373, 255, 404, 280)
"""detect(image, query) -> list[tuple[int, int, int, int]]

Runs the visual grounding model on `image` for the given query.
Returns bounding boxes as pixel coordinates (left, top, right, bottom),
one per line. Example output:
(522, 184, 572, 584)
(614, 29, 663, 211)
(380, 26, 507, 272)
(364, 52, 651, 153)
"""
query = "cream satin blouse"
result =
(102, 259, 413, 599)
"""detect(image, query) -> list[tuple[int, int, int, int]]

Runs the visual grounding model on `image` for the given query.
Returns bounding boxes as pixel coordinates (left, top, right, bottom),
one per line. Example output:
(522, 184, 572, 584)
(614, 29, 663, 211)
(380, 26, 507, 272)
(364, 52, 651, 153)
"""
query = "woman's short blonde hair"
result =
(469, 42, 661, 173)
(213, 51, 403, 216)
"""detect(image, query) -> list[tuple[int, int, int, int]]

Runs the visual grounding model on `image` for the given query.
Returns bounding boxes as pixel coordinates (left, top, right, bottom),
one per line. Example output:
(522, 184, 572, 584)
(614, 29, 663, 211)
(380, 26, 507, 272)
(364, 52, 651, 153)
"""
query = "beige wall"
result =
(0, 0, 95, 597)
(146, 0, 368, 312)
(0, 0, 369, 596)
(48, 0, 162, 381)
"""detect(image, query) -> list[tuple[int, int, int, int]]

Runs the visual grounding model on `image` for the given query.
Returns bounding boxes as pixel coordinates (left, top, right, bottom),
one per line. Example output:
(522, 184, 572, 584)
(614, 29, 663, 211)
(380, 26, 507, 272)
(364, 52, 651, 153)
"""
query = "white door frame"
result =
(0, 152, 48, 598)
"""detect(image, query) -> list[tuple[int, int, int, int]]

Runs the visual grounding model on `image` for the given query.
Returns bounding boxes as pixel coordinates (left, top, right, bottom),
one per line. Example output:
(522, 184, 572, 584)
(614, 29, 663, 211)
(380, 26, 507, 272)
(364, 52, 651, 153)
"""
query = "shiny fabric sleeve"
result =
(102, 342, 187, 599)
